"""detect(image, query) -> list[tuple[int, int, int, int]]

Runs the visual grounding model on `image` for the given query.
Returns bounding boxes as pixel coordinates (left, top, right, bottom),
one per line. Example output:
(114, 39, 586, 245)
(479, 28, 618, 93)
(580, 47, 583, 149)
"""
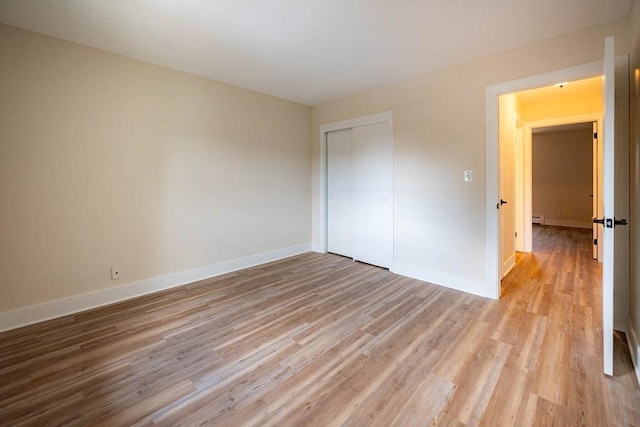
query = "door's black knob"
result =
(593, 217, 605, 224)
(614, 218, 628, 226)
(500, 199, 508, 205)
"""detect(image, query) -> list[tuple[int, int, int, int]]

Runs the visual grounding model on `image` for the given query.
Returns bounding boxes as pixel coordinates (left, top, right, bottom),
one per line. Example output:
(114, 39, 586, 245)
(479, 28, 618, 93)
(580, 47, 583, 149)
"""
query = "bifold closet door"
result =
(352, 122, 393, 268)
(327, 128, 354, 259)
(327, 122, 393, 269)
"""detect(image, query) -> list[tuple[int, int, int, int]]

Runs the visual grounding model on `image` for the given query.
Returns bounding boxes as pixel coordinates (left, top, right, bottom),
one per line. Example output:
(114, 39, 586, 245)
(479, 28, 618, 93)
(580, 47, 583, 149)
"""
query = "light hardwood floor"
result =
(1, 226, 639, 426)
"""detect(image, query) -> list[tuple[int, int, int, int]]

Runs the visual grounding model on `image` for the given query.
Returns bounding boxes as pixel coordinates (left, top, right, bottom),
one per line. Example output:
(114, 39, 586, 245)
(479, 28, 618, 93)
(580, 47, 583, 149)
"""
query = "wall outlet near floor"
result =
(111, 266, 122, 280)
(437, 250, 445, 262)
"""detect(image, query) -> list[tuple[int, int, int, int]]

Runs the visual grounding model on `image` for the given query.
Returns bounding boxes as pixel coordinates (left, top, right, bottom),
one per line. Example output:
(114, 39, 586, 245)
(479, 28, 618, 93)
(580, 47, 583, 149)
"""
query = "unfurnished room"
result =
(1, 1, 640, 425)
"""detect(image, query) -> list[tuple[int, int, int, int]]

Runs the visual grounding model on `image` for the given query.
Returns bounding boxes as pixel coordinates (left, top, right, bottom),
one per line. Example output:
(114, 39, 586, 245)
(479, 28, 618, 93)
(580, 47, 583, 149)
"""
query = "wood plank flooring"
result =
(1, 225, 639, 426)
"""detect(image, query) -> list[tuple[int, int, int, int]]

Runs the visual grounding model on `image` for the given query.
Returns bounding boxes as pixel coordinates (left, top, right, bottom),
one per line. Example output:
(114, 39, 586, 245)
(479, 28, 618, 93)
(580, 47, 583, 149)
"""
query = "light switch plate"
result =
(464, 170, 472, 182)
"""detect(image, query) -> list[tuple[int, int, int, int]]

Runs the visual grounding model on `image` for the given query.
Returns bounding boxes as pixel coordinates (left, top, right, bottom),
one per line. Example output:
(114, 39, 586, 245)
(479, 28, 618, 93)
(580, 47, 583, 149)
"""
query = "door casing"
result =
(519, 114, 603, 254)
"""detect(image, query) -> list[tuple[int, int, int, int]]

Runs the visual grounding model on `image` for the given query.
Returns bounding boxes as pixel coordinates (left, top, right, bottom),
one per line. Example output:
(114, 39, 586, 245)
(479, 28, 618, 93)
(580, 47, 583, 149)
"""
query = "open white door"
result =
(600, 35, 614, 374)
(498, 96, 517, 278)
(598, 36, 631, 377)
(592, 122, 598, 260)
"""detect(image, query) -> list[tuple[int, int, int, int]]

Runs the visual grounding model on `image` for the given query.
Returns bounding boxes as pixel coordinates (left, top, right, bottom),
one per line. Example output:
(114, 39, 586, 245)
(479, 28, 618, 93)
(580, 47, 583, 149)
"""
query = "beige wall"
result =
(520, 83, 602, 123)
(0, 24, 312, 311)
(532, 129, 593, 225)
(522, 96, 601, 123)
(629, 0, 640, 361)
(311, 18, 630, 293)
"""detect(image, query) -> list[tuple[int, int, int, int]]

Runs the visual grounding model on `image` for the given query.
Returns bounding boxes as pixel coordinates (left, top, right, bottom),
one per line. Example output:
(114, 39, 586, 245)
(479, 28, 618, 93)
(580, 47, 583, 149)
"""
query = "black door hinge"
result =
(594, 238, 598, 245)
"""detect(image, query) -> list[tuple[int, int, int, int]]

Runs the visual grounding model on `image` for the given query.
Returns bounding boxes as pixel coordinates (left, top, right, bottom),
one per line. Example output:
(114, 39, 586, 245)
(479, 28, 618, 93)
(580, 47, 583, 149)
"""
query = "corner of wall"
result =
(392, 261, 487, 298)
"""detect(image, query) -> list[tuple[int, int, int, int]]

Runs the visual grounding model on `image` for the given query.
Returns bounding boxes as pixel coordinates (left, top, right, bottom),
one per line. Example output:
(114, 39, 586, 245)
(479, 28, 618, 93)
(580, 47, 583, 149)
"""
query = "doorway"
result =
(529, 122, 598, 252)
(513, 76, 604, 258)
(488, 46, 630, 376)
(486, 61, 604, 299)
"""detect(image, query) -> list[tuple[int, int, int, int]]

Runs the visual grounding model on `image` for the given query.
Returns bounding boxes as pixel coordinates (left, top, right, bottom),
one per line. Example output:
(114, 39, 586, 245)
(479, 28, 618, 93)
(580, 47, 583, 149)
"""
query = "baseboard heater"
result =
(532, 215, 545, 225)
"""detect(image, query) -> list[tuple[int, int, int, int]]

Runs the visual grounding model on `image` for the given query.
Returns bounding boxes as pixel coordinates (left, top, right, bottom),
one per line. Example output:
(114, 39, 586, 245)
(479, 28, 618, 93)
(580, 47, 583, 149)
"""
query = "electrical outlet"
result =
(111, 266, 122, 280)
(437, 250, 445, 262)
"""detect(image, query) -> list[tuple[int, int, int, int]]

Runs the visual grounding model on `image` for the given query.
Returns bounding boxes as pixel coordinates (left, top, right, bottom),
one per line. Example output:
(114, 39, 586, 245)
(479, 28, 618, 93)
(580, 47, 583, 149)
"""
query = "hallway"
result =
(501, 225, 640, 424)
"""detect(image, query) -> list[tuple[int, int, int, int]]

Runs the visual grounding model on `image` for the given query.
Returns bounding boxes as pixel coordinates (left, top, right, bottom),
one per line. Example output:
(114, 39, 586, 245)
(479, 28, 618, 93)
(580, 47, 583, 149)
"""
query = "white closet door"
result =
(327, 128, 354, 258)
(352, 122, 393, 268)
(327, 121, 393, 269)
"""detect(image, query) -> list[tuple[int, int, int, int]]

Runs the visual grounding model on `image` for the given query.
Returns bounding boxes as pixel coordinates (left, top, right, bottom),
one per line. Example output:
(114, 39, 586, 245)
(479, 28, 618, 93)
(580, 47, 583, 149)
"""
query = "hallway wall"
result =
(532, 128, 593, 228)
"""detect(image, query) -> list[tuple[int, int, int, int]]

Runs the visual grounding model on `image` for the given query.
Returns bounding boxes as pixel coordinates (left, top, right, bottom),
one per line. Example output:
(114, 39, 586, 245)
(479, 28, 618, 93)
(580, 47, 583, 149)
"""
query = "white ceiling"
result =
(0, 0, 632, 106)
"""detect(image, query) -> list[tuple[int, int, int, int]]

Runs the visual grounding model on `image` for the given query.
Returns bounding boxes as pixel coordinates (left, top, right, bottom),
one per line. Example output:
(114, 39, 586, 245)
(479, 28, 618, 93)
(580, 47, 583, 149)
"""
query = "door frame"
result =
(317, 111, 394, 254)
(514, 117, 525, 252)
(519, 113, 603, 254)
(486, 61, 603, 299)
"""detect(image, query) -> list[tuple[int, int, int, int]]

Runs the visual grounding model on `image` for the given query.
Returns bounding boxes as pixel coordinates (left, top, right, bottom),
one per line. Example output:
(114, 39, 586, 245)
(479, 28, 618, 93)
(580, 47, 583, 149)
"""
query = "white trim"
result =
(525, 128, 534, 249)
(532, 216, 545, 225)
(320, 111, 393, 134)
(0, 243, 311, 332)
(515, 118, 525, 252)
(316, 111, 393, 254)
(628, 319, 640, 385)
(527, 115, 603, 129)
(543, 219, 593, 229)
(393, 262, 486, 298)
(502, 252, 516, 278)
(486, 60, 603, 300)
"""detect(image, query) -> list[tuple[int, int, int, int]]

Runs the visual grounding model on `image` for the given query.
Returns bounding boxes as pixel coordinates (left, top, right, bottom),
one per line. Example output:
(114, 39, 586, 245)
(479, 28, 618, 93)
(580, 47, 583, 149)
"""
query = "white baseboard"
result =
(392, 261, 487, 298)
(628, 319, 640, 385)
(502, 253, 516, 278)
(0, 243, 311, 332)
(543, 219, 592, 229)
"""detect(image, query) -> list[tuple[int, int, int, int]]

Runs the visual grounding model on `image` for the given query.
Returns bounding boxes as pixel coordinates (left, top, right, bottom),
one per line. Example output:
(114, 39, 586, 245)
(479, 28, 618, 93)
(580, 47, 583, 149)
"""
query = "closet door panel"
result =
(327, 128, 354, 258)
(352, 122, 393, 268)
